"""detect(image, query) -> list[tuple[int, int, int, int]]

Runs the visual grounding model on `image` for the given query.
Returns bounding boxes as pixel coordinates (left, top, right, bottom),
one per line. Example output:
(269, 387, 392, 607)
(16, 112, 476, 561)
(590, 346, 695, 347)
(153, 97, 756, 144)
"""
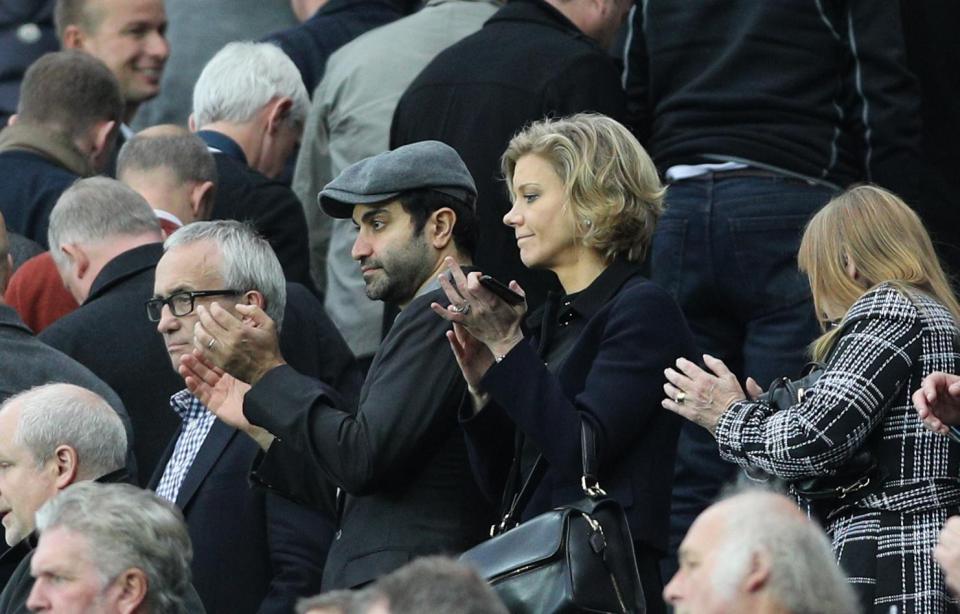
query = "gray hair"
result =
(47, 177, 162, 270)
(117, 133, 218, 188)
(367, 556, 509, 614)
(35, 482, 192, 614)
(191, 41, 308, 129)
(296, 590, 366, 614)
(4, 383, 126, 480)
(711, 491, 859, 614)
(163, 221, 286, 328)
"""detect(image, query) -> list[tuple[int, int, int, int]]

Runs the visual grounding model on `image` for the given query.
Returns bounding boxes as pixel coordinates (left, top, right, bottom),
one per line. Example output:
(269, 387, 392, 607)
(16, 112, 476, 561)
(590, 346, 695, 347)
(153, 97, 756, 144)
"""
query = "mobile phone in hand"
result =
(479, 275, 525, 305)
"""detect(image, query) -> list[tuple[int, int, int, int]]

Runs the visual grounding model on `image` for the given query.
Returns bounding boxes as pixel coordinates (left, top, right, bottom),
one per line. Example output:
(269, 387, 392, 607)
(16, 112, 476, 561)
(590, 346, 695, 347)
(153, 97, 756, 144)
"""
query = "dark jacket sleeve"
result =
(251, 183, 315, 291)
(246, 291, 466, 496)
(257, 492, 333, 614)
(843, 0, 922, 199)
(544, 50, 628, 127)
(480, 281, 693, 481)
(621, 4, 650, 142)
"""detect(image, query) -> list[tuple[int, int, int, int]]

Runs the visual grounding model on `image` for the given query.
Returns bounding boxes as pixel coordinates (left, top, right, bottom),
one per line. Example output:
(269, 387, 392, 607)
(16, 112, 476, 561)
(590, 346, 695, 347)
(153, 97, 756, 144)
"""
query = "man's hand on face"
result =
(180, 351, 276, 450)
(191, 302, 286, 386)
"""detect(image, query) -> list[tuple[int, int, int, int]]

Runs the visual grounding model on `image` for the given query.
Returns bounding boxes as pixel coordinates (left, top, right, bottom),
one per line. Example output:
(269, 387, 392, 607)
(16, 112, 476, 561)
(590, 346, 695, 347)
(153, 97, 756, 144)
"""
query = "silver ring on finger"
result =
(676, 391, 686, 405)
(207, 338, 216, 350)
(450, 303, 471, 315)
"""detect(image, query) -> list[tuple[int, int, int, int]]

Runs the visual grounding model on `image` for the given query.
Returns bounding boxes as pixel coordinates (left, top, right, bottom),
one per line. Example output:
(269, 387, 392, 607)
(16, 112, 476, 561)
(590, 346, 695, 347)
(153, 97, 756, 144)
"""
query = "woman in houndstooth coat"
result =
(664, 185, 960, 613)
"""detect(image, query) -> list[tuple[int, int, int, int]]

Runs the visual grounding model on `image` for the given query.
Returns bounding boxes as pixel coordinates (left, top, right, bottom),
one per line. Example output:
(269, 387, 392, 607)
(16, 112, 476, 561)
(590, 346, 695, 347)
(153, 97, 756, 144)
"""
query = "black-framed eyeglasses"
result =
(145, 290, 244, 322)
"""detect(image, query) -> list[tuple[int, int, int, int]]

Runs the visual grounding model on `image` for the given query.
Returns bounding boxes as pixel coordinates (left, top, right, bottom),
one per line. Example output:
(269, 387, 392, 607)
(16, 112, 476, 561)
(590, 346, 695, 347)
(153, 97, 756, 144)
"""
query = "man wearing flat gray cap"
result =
(178, 140, 494, 590)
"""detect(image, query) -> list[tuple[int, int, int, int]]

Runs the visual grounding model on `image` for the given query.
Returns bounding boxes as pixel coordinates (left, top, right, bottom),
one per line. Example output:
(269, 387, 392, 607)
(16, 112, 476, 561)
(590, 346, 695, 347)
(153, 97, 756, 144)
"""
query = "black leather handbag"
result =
(459, 422, 646, 614)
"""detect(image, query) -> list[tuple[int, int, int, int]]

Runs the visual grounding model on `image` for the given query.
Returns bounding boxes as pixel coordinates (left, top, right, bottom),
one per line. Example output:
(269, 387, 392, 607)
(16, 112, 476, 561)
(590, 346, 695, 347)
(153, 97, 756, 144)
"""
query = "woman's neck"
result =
(553, 248, 608, 294)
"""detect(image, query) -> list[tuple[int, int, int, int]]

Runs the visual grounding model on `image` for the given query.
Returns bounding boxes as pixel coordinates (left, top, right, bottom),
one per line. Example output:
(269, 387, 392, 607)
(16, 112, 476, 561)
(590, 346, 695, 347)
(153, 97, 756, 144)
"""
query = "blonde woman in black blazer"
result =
(433, 113, 696, 613)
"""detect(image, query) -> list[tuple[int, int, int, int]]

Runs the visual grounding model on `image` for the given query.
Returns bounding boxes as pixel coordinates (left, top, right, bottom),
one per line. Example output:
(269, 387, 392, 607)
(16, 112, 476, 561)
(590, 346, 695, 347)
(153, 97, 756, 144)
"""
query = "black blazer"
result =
(462, 261, 697, 553)
(41, 243, 184, 482)
(197, 130, 314, 292)
(146, 280, 356, 613)
(149, 420, 332, 614)
(246, 283, 494, 589)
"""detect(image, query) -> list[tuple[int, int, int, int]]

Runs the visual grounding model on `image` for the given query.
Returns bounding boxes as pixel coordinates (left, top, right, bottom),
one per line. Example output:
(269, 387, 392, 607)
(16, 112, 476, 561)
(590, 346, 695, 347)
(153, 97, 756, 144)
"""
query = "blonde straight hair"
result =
(798, 184, 960, 360)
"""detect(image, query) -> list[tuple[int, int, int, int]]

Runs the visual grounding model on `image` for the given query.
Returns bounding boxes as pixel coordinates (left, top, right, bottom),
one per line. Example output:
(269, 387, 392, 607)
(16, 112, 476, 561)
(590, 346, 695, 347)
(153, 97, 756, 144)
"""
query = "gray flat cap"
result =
(318, 141, 477, 219)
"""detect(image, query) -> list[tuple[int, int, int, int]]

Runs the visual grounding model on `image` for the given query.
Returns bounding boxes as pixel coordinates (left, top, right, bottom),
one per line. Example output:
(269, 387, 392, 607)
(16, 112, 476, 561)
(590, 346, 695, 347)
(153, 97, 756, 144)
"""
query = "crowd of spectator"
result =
(0, 0, 958, 613)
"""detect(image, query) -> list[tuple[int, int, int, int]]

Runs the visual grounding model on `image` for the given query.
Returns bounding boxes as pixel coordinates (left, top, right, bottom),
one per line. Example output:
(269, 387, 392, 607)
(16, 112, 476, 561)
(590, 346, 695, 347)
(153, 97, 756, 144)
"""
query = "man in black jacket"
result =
(149, 220, 349, 613)
(622, 0, 922, 578)
(390, 0, 630, 310)
(189, 41, 315, 291)
(181, 142, 494, 589)
(39, 177, 181, 481)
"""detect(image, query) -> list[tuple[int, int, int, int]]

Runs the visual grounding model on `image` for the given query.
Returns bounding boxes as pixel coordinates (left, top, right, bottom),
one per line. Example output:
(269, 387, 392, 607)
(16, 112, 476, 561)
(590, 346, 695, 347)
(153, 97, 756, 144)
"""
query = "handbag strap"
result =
(497, 419, 602, 533)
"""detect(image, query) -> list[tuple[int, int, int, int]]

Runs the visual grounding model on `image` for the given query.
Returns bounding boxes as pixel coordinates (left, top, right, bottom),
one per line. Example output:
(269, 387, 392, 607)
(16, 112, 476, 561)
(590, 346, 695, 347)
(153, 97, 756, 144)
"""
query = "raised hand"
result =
(662, 354, 747, 435)
(180, 351, 276, 450)
(913, 372, 960, 434)
(192, 302, 286, 385)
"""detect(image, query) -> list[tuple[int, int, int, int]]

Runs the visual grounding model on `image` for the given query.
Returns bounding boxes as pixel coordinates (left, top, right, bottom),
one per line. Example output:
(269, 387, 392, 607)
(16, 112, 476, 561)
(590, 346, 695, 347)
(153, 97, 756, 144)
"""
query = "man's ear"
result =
(92, 120, 118, 159)
(265, 97, 294, 135)
(6, 114, 16, 127)
(189, 180, 216, 220)
(428, 208, 457, 250)
(60, 24, 85, 49)
(742, 550, 772, 593)
(51, 445, 80, 490)
(111, 568, 149, 614)
(187, 113, 197, 132)
(60, 244, 90, 281)
(242, 290, 267, 313)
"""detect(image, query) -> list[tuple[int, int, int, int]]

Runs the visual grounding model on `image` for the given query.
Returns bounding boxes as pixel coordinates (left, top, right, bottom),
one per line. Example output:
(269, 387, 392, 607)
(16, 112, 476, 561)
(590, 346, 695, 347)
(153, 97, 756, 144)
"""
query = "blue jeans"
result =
(651, 172, 834, 575)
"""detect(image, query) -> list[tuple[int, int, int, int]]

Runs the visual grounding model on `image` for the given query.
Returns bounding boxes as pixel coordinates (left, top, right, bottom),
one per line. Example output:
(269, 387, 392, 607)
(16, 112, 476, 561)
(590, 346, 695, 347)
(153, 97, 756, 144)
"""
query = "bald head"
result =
(136, 123, 189, 139)
(665, 489, 858, 614)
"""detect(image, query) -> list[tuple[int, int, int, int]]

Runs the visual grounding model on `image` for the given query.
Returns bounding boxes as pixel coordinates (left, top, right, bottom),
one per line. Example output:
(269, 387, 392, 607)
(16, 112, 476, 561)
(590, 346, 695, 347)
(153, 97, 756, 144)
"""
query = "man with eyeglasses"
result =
(148, 219, 354, 614)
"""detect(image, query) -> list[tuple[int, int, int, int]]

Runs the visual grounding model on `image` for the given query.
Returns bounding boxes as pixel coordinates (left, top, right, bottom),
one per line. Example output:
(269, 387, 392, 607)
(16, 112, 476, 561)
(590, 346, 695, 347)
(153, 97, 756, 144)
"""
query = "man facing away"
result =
(188, 41, 314, 290)
(0, 50, 121, 245)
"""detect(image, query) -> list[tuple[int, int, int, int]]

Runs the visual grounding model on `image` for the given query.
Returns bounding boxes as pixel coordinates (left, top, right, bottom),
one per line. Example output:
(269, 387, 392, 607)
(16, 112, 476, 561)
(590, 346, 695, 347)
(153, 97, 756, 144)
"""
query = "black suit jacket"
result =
(197, 130, 314, 292)
(462, 261, 696, 553)
(40, 243, 184, 482)
(390, 0, 627, 309)
(148, 283, 357, 613)
(246, 282, 494, 589)
(150, 419, 331, 614)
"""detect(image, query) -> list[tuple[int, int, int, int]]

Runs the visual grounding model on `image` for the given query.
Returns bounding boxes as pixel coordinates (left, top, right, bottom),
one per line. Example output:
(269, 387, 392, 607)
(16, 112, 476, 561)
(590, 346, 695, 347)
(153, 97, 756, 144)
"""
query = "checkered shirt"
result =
(155, 389, 217, 503)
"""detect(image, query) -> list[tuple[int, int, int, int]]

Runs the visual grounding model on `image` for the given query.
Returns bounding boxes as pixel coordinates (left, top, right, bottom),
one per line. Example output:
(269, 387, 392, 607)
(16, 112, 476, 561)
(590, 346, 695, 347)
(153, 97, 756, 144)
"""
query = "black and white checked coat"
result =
(716, 283, 960, 613)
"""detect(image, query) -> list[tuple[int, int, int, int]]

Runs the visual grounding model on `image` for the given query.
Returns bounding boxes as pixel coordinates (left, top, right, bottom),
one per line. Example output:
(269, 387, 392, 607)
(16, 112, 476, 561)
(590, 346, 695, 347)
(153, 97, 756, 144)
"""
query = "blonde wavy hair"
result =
(798, 184, 960, 360)
(500, 113, 665, 263)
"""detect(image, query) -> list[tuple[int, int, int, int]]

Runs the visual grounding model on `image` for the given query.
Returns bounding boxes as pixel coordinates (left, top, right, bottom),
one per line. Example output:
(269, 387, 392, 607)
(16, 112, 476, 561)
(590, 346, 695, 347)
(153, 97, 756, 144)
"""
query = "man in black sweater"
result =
(623, 0, 922, 578)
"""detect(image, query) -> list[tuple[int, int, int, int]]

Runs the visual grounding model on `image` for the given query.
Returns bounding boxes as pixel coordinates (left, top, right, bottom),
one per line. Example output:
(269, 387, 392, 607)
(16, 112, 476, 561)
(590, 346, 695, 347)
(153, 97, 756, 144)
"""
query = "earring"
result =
(582, 218, 592, 227)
